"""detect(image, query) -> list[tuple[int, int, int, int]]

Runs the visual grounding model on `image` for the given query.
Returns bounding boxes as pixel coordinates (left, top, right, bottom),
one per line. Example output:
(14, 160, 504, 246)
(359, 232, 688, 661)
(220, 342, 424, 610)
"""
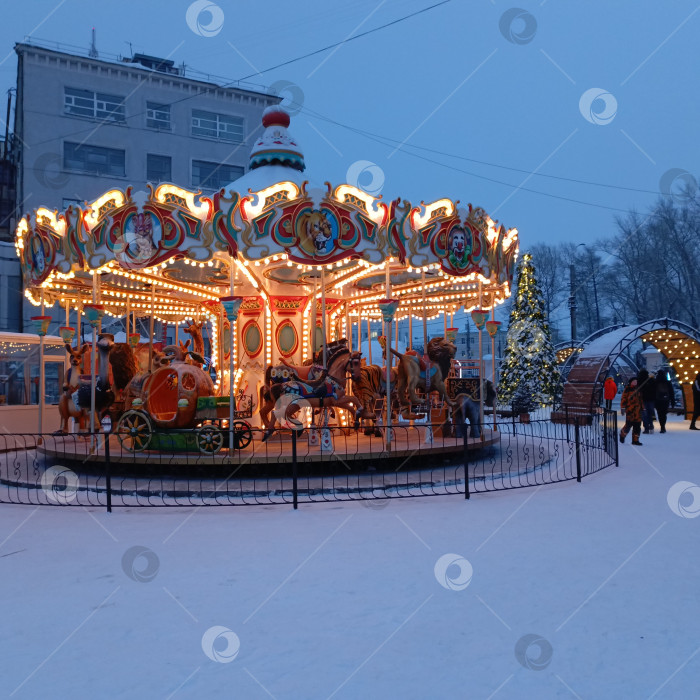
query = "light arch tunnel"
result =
(558, 318, 700, 419)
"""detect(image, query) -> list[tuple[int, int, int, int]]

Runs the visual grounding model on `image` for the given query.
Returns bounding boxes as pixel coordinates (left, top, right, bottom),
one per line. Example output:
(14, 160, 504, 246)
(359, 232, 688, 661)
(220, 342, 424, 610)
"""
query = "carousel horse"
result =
(390, 337, 457, 419)
(259, 344, 363, 440)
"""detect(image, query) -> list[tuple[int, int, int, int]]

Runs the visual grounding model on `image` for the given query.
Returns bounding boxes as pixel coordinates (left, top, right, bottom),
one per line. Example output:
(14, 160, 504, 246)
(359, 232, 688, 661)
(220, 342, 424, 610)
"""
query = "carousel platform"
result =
(36, 426, 500, 471)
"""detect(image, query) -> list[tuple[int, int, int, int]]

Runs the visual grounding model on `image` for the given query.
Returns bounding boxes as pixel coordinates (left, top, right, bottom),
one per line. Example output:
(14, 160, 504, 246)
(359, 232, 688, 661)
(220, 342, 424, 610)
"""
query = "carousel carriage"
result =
(115, 351, 253, 454)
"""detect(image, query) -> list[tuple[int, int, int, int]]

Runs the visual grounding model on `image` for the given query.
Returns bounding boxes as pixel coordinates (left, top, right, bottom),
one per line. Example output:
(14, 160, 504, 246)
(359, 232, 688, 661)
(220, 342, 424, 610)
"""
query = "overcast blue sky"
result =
(2, 0, 698, 253)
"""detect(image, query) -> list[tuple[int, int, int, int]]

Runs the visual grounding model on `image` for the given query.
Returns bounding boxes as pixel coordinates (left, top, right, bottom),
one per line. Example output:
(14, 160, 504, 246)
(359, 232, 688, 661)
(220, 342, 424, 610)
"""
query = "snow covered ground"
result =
(1, 414, 699, 699)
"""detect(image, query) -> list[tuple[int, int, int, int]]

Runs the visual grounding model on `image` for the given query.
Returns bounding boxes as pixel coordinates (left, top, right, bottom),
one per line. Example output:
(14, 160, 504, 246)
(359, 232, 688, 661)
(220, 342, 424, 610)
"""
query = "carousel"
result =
(16, 106, 519, 466)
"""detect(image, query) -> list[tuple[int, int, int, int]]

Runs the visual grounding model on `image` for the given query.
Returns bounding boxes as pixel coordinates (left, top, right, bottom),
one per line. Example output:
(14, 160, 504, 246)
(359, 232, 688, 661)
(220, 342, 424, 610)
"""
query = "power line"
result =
(234, 0, 454, 82)
(296, 103, 667, 215)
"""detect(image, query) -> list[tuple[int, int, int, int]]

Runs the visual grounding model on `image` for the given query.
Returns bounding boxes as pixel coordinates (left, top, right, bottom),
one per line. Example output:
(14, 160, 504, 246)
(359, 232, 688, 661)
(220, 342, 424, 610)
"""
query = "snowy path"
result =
(0, 415, 698, 699)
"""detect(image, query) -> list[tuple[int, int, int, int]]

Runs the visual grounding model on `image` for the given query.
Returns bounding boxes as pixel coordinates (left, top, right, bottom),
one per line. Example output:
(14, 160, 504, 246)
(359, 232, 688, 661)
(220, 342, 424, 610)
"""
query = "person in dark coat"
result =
(637, 369, 657, 434)
(620, 378, 644, 445)
(691, 372, 700, 431)
(654, 371, 674, 434)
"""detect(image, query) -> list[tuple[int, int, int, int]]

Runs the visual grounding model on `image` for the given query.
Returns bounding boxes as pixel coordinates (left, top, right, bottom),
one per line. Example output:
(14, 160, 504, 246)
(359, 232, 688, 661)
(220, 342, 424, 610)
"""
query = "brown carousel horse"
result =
(259, 343, 363, 440)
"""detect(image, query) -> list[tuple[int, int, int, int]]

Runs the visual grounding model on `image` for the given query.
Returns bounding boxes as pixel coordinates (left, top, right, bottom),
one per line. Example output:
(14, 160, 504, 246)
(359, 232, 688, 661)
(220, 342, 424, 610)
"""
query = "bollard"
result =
(463, 429, 470, 500)
(574, 420, 582, 483)
(104, 430, 112, 513)
(292, 429, 298, 510)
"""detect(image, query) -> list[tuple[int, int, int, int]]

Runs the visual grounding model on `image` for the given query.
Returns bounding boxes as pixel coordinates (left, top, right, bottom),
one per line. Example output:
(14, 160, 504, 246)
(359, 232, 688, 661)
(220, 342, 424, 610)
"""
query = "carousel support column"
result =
(344, 302, 350, 348)
(125, 296, 130, 341)
(378, 299, 399, 451)
(385, 264, 392, 368)
(221, 295, 242, 453)
(478, 283, 485, 442)
(65, 298, 70, 327)
(149, 284, 155, 372)
(39, 289, 46, 436)
(77, 294, 83, 351)
(367, 317, 372, 365)
(321, 267, 328, 367)
(29, 313, 51, 438)
(83, 302, 105, 445)
(91, 272, 98, 437)
(421, 269, 428, 350)
(443, 308, 448, 336)
(408, 309, 413, 350)
(488, 304, 499, 433)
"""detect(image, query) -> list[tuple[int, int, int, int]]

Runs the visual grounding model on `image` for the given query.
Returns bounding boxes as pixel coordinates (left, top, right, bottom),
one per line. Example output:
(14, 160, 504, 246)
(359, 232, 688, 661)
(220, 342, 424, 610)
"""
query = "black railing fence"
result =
(0, 411, 618, 510)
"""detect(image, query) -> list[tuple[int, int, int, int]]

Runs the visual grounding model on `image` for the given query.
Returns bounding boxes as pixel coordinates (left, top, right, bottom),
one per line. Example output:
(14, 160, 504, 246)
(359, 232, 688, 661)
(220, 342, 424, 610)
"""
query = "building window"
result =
(63, 142, 125, 177)
(191, 109, 243, 142)
(146, 102, 171, 131)
(64, 87, 126, 123)
(192, 160, 243, 191)
(147, 154, 172, 183)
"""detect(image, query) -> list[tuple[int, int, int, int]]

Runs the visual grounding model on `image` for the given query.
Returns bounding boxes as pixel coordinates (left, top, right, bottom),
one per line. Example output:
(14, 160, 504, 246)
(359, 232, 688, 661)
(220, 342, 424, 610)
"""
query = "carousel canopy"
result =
(15, 107, 519, 326)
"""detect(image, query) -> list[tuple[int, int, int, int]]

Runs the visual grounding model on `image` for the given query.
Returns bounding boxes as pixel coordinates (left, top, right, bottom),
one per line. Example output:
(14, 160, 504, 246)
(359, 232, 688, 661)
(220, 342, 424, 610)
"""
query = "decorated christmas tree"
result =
(498, 253, 560, 406)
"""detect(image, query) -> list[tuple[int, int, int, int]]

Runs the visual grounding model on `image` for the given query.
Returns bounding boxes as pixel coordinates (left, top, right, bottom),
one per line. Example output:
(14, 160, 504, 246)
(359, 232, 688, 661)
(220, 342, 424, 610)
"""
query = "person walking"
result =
(691, 371, 700, 431)
(603, 376, 617, 410)
(654, 371, 674, 434)
(638, 369, 657, 434)
(620, 378, 644, 445)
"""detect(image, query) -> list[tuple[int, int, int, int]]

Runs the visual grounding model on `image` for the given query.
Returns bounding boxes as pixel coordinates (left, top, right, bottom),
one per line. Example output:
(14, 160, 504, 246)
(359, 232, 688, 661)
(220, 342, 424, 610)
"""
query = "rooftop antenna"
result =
(125, 41, 133, 58)
(89, 27, 98, 58)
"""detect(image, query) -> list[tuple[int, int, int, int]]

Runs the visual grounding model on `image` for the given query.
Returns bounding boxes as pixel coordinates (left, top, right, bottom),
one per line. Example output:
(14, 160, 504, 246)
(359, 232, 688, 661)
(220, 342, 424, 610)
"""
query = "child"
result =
(620, 378, 644, 445)
(603, 376, 617, 410)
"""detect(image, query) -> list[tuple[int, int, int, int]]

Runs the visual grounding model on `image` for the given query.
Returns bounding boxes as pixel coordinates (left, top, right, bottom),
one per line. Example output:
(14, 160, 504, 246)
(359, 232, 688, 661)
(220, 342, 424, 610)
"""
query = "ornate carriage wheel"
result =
(233, 421, 253, 450)
(116, 410, 153, 452)
(196, 425, 224, 455)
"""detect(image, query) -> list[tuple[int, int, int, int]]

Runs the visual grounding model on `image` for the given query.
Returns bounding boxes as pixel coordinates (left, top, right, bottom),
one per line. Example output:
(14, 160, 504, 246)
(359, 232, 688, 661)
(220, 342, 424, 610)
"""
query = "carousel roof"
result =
(16, 107, 520, 326)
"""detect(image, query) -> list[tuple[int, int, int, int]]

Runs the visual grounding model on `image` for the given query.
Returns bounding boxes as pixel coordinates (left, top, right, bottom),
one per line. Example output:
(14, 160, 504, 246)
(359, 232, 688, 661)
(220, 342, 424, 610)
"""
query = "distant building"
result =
(8, 40, 279, 329)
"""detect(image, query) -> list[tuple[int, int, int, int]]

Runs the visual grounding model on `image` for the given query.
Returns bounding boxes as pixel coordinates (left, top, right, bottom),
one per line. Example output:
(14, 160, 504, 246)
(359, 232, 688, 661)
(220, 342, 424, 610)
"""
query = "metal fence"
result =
(0, 410, 618, 510)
